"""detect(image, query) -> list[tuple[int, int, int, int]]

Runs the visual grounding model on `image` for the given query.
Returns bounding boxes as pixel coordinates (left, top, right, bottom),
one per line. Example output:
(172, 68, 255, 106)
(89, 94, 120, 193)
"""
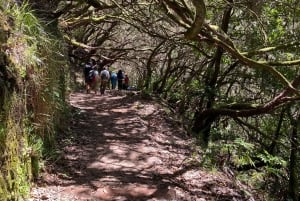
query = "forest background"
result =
(0, 0, 299, 200)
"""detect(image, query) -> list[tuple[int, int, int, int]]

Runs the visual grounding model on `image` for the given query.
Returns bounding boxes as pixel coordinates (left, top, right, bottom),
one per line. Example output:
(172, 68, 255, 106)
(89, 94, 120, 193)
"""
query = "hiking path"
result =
(28, 91, 254, 201)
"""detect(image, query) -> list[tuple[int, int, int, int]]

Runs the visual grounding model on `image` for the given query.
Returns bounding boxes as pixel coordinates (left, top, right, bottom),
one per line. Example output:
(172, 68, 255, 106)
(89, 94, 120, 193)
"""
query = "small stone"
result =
(41, 194, 49, 200)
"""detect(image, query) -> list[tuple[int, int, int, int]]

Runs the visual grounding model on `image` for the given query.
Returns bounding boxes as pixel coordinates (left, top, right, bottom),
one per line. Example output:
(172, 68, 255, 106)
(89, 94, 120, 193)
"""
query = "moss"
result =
(0, 1, 69, 200)
(0, 96, 31, 200)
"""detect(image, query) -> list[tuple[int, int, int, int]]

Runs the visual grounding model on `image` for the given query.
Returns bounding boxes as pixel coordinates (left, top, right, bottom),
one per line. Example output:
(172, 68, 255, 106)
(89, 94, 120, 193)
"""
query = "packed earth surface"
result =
(28, 90, 258, 201)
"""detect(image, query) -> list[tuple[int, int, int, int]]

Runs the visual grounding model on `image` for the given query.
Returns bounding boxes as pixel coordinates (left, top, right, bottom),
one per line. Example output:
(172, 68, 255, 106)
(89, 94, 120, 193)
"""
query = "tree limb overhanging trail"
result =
(3, 0, 299, 200)
(184, 0, 206, 40)
(158, 0, 300, 97)
(28, 92, 256, 201)
(203, 23, 300, 96)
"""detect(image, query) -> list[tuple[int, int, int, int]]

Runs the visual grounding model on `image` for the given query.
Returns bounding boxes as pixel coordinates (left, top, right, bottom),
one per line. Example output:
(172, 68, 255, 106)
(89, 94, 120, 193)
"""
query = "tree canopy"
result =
(1, 0, 299, 200)
(54, 1, 300, 199)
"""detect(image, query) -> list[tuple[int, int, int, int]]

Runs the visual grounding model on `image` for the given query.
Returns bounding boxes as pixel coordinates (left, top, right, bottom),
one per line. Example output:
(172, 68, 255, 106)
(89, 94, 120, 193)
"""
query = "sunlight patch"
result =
(78, 106, 96, 110)
(103, 132, 116, 137)
(110, 108, 128, 113)
(98, 176, 120, 184)
(97, 112, 110, 116)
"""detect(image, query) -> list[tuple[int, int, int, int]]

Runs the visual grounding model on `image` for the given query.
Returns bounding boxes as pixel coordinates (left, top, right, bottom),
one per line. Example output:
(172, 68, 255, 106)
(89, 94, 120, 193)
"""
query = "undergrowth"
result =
(0, 1, 69, 200)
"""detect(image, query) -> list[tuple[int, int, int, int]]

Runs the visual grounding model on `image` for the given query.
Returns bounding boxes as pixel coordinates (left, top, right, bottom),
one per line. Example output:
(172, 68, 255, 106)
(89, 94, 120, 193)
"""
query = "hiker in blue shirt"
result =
(110, 71, 117, 89)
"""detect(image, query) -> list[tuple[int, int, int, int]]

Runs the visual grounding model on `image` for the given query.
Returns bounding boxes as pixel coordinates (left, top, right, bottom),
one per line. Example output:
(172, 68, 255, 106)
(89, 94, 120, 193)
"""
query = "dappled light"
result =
(2, 1, 299, 200)
(28, 92, 252, 200)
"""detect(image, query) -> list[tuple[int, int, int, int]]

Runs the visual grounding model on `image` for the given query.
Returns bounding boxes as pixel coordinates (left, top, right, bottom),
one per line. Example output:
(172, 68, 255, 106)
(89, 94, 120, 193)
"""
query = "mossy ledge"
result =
(0, 1, 69, 200)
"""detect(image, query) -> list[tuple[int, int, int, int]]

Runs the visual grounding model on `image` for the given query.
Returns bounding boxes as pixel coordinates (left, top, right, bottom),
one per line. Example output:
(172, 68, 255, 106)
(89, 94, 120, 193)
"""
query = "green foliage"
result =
(199, 143, 222, 168)
(12, 4, 39, 34)
(28, 134, 43, 179)
(258, 150, 287, 169)
(1, 0, 297, 199)
(199, 135, 257, 169)
(0, 1, 69, 200)
(0, 103, 32, 200)
(232, 138, 255, 167)
(0, 124, 5, 150)
(4, 2, 51, 78)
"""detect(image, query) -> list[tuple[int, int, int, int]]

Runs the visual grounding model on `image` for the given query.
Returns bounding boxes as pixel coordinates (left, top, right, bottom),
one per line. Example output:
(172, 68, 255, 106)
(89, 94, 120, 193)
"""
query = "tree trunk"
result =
(143, 41, 165, 90)
(288, 111, 299, 200)
(268, 108, 285, 154)
(191, 3, 232, 146)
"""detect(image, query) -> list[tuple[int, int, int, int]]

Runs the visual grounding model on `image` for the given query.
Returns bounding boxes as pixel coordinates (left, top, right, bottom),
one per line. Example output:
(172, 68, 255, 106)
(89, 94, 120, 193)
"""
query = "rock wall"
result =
(0, 1, 69, 200)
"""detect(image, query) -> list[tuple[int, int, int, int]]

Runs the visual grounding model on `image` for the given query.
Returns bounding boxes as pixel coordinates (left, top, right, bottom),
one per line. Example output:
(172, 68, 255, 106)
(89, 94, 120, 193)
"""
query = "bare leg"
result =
(100, 80, 108, 95)
(86, 83, 90, 93)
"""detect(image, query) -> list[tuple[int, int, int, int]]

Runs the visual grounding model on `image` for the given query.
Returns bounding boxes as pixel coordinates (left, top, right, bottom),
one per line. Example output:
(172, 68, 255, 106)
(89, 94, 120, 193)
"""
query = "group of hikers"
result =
(83, 59, 130, 95)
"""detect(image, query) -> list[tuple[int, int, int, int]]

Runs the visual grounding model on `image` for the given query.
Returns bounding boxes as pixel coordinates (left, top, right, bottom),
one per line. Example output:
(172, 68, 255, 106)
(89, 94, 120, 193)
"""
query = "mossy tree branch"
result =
(62, 15, 110, 29)
(203, 23, 300, 96)
(63, 35, 101, 50)
(160, 0, 191, 28)
(241, 41, 300, 57)
(184, 0, 206, 40)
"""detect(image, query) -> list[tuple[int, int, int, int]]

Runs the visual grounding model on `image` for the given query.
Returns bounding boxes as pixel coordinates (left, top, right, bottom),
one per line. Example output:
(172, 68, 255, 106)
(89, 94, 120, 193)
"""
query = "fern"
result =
(258, 150, 287, 168)
(234, 138, 255, 150)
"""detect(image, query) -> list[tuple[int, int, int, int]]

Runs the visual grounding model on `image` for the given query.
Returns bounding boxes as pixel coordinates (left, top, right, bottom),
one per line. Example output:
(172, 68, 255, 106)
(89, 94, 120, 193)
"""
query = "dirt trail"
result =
(28, 91, 253, 201)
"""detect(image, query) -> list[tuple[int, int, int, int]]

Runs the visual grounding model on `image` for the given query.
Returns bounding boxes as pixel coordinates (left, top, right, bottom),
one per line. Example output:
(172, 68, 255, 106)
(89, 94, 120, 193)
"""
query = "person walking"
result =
(99, 67, 110, 95)
(124, 74, 129, 90)
(110, 71, 117, 89)
(83, 60, 93, 93)
(117, 69, 124, 90)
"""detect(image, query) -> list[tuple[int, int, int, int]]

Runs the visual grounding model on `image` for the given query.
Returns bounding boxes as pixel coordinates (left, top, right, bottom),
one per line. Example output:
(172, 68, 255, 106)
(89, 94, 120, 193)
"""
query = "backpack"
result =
(101, 71, 109, 80)
(117, 70, 124, 80)
(88, 70, 95, 81)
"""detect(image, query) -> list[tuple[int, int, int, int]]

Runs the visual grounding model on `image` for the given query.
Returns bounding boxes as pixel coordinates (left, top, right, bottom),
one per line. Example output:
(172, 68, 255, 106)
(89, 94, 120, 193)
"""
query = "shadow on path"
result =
(29, 92, 253, 201)
(47, 92, 193, 200)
